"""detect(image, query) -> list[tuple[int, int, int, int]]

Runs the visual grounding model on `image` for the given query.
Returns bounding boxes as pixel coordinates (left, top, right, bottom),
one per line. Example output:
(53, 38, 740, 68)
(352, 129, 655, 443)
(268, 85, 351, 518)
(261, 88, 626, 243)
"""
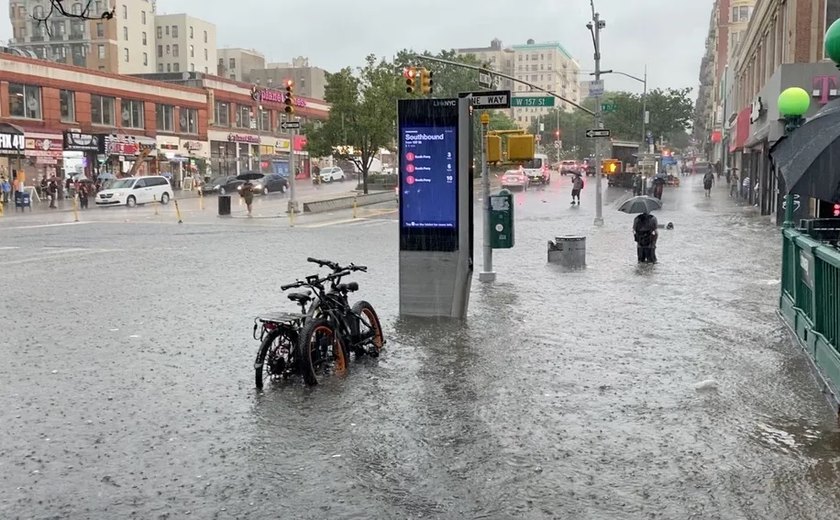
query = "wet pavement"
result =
(2, 174, 840, 519)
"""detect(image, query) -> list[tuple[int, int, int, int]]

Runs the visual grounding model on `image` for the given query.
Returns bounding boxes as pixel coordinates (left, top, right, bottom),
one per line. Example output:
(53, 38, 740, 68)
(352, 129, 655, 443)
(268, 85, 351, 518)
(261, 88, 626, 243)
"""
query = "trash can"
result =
(547, 236, 586, 268)
(218, 194, 231, 216)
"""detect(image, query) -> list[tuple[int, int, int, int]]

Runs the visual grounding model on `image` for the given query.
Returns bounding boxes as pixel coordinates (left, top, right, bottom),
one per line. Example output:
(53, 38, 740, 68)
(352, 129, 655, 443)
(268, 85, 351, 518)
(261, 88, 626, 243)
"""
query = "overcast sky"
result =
(0, 0, 711, 98)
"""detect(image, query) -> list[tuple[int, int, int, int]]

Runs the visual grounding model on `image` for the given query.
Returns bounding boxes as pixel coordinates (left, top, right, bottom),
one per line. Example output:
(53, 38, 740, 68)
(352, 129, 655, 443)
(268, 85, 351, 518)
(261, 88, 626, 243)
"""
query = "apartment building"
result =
(724, 0, 840, 221)
(511, 39, 581, 127)
(217, 48, 265, 83)
(249, 57, 328, 100)
(154, 14, 217, 75)
(455, 38, 515, 90)
(8, 0, 157, 74)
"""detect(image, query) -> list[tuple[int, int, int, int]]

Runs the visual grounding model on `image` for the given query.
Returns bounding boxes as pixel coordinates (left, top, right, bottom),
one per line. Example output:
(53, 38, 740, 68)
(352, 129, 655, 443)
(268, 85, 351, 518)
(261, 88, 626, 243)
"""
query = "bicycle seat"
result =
(287, 292, 312, 304)
(336, 282, 359, 293)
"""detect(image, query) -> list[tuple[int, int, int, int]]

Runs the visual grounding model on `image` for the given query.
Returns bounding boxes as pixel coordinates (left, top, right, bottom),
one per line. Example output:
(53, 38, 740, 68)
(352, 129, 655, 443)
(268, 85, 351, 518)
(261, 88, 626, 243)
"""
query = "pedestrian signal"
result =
(602, 159, 621, 174)
(405, 67, 417, 94)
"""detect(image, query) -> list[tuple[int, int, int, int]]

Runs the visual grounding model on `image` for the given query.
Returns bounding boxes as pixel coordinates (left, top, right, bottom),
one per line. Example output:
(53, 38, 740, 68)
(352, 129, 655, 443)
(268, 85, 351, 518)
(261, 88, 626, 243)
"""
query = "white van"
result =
(96, 176, 173, 207)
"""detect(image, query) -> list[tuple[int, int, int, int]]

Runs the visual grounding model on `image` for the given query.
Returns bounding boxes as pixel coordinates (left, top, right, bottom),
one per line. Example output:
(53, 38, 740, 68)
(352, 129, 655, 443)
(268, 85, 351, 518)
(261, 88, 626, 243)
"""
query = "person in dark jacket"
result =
(240, 180, 254, 216)
(652, 176, 666, 201)
(703, 171, 715, 197)
(633, 210, 658, 263)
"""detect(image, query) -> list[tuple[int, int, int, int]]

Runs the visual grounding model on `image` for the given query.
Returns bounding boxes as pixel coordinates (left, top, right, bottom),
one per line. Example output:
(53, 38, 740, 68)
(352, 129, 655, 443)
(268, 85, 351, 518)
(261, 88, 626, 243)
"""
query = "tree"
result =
(305, 55, 404, 194)
(32, 0, 115, 33)
(529, 101, 599, 160)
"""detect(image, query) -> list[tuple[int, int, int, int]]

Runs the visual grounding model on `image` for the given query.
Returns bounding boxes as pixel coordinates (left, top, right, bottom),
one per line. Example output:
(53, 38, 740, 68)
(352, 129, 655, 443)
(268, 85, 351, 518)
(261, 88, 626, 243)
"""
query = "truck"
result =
(605, 140, 640, 188)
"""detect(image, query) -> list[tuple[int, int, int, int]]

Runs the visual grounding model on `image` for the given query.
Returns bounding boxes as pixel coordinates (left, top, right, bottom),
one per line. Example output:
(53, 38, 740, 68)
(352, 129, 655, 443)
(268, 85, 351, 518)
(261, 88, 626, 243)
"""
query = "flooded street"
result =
(2, 176, 840, 519)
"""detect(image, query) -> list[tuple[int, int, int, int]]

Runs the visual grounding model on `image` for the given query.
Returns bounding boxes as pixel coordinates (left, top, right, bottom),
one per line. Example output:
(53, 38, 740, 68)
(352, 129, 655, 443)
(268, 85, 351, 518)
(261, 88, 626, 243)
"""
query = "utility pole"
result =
(589, 1, 605, 226)
(288, 123, 297, 225)
(479, 111, 495, 282)
(641, 65, 648, 151)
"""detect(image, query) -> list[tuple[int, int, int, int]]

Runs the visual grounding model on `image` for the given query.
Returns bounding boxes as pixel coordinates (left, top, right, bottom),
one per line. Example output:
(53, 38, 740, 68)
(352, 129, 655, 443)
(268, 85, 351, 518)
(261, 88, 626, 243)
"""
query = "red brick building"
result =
(0, 52, 329, 187)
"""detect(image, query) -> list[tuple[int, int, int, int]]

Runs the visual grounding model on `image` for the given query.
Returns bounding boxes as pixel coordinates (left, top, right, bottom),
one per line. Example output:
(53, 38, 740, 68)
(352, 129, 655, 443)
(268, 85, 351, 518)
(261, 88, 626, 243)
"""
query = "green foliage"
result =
(305, 54, 403, 194)
(526, 87, 695, 158)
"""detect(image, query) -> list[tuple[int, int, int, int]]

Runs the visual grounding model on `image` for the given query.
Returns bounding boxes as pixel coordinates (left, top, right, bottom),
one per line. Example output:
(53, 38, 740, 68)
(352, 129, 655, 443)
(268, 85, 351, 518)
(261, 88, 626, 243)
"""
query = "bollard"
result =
(153, 194, 159, 215)
(174, 199, 183, 224)
(199, 191, 204, 211)
(72, 194, 79, 222)
(0, 199, 4, 217)
(352, 195, 358, 219)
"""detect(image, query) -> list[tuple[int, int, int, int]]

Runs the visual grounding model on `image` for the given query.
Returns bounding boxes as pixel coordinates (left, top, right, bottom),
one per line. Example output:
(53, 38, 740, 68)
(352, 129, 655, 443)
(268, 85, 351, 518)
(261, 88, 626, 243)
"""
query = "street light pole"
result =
(589, 2, 605, 226)
(641, 65, 648, 151)
(479, 111, 495, 282)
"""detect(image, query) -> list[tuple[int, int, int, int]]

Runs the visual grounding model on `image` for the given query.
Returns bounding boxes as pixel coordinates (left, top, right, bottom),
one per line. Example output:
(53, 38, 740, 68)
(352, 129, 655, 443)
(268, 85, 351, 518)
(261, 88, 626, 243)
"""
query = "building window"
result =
(124, 47, 129, 62)
(172, 25, 178, 38)
(33, 5, 44, 17)
(143, 52, 148, 66)
(258, 109, 270, 131)
(190, 26, 194, 39)
(8, 84, 42, 119)
(121, 99, 144, 128)
(173, 44, 179, 57)
(189, 63, 194, 72)
(229, 57, 236, 69)
(142, 31, 147, 45)
(157, 45, 163, 58)
(166, 63, 171, 72)
(173, 63, 179, 72)
(156, 26, 162, 39)
(204, 48, 208, 60)
(180, 107, 198, 134)
(166, 44, 170, 55)
(95, 22, 104, 37)
(58, 89, 75, 122)
(98, 44, 105, 59)
(91, 95, 115, 125)
(215, 101, 230, 126)
(71, 2, 83, 15)
(141, 10, 146, 24)
(189, 44, 194, 57)
(165, 25, 169, 35)
(122, 4, 127, 19)
(157, 63, 163, 72)
(236, 105, 251, 128)
(156, 104, 175, 131)
(123, 26, 128, 40)
(732, 5, 752, 22)
(204, 66, 208, 73)
(204, 30, 208, 43)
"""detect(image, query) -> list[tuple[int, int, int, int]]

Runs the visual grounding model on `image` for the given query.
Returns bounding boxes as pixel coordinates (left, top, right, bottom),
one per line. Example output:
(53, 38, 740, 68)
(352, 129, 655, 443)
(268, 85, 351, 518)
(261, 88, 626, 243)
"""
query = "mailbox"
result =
(489, 190, 514, 249)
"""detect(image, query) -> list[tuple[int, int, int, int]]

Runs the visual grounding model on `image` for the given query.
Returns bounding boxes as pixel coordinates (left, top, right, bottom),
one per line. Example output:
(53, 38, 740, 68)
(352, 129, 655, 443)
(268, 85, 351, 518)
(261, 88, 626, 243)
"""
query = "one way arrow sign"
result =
(585, 128, 611, 138)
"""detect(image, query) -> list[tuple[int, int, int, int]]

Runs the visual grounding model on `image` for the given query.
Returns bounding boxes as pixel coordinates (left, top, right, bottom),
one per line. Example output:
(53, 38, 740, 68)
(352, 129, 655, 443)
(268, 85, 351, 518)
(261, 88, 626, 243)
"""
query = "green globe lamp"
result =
(825, 18, 840, 65)
(777, 87, 810, 227)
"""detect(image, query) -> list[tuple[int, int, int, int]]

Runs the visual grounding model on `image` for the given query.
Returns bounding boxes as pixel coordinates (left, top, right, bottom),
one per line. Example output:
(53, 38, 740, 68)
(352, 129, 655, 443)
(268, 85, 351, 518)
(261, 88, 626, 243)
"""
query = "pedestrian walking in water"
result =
(703, 170, 715, 198)
(632, 174, 643, 197)
(571, 173, 584, 205)
(47, 179, 58, 208)
(78, 182, 89, 209)
(0, 176, 10, 204)
(633, 210, 659, 263)
(240, 180, 254, 216)
(652, 175, 665, 201)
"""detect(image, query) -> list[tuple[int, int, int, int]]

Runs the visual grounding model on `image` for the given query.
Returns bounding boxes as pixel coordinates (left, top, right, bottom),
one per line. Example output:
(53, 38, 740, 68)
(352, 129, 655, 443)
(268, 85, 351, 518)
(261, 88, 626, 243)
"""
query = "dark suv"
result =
(236, 172, 289, 195)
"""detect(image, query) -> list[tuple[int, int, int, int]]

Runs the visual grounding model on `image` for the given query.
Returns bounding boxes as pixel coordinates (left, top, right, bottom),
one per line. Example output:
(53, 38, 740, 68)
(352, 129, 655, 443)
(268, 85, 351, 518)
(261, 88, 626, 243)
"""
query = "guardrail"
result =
(302, 191, 395, 214)
(780, 228, 840, 412)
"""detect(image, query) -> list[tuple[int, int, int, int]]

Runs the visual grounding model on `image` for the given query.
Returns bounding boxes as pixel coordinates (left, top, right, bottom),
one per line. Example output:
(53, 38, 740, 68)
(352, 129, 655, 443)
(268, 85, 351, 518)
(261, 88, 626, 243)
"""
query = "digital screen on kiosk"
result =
(400, 126, 458, 229)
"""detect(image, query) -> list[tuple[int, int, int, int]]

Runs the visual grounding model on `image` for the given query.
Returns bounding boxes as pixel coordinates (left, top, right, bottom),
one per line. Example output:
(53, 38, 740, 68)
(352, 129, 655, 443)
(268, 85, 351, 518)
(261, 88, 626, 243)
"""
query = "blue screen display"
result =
(400, 126, 457, 228)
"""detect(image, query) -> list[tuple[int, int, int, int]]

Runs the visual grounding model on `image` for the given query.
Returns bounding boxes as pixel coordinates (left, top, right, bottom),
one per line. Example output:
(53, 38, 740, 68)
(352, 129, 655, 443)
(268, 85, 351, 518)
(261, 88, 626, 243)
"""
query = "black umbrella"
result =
(770, 99, 840, 201)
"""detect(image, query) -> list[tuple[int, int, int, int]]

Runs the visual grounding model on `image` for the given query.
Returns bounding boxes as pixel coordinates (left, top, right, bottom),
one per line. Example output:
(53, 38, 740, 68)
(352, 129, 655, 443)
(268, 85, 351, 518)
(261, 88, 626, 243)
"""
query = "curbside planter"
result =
(303, 191, 395, 214)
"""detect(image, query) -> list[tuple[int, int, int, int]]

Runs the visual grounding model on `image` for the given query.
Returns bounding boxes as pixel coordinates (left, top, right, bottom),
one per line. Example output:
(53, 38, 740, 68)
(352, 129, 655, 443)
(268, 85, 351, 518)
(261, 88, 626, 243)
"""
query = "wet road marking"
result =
(0, 222, 92, 231)
(0, 246, 20, 250)
(0, 247, 122, 266)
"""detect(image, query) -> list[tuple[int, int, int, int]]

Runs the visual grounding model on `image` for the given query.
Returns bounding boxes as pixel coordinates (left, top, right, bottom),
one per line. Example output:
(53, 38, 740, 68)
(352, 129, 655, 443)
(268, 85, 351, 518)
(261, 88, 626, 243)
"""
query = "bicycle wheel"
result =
(351, 301, 384, 357)
(298, 318, 348, 386)
(254, 326, 298, 389)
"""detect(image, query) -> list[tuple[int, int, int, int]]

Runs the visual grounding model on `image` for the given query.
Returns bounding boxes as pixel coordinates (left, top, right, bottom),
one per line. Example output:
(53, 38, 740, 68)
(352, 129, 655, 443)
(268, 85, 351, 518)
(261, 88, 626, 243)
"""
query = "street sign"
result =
(469, 90, 511, 109)
(554, 140, 562, 149)
(601, 103, 617, 112)
(585, 128, 611, 138)
(280, 121, 301, 130)
(511, 96, 555, 108)
(589, 80, 604, 97)
(478, 69, 493, 89)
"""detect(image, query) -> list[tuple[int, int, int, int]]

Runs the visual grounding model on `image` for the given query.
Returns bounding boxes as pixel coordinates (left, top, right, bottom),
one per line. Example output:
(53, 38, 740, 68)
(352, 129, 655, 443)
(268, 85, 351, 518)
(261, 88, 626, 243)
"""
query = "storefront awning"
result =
(729, 107, 751, 153)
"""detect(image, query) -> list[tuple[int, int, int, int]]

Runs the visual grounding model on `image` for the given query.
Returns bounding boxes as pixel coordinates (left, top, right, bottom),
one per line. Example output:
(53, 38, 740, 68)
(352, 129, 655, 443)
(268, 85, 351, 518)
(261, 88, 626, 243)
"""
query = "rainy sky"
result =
(0, 0, 710, 97)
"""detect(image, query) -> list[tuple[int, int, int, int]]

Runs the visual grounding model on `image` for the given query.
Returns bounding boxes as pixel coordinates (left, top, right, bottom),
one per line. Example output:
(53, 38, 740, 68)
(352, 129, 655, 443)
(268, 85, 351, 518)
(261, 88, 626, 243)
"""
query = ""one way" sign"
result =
(468, 90, 511, 109)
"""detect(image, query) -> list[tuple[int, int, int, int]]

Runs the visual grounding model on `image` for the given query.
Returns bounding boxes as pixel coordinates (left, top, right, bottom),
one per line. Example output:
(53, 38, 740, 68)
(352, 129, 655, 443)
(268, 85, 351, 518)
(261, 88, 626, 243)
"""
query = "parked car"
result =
(95, 176, 173, 207)
(559, 160, 579, 176)
(316, 166, 346, 183)
(235, 172, 288, 195)
(204, 175, 244, 195)
(500, 168, 529, 191)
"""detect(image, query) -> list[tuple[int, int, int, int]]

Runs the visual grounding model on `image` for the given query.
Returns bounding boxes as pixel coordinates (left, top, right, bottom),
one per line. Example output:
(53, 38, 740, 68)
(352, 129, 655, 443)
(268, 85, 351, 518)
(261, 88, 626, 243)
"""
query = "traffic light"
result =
(404, 66, 417, 94)
(284, 79, 294, 114)
(420, 68, 433, 94)
(834, 203, 840, 217)
(602, 159, 621, 174)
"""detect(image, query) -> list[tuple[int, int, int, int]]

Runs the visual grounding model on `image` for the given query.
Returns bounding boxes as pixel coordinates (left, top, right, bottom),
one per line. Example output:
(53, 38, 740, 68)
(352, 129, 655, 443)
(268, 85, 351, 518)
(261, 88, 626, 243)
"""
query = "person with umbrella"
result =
(240, 179, 254, 216)
(571, 173, 584, 205)
(619, 195, 664, 263)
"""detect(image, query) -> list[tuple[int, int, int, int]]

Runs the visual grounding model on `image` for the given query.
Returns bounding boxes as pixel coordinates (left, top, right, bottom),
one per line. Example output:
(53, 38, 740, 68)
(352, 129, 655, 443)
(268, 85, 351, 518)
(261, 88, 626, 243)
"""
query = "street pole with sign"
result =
(479, 111, 495, 283)
(589, 2, 606, 226)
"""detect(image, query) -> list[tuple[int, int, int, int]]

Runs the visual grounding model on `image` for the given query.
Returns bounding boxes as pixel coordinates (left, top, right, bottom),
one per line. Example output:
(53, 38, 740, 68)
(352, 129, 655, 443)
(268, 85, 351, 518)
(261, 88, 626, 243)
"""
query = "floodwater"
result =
(2, 175, 840, 519)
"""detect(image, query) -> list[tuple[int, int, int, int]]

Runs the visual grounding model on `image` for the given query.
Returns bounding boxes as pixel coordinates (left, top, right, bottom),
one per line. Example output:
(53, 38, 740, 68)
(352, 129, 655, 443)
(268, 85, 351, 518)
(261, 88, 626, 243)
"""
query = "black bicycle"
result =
(289, 259, 385, 385)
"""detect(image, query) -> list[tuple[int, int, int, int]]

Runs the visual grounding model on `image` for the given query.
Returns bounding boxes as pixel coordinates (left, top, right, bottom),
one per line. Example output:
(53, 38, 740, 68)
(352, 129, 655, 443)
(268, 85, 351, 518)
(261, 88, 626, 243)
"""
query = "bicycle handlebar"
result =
(307, 257, 367, 273)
